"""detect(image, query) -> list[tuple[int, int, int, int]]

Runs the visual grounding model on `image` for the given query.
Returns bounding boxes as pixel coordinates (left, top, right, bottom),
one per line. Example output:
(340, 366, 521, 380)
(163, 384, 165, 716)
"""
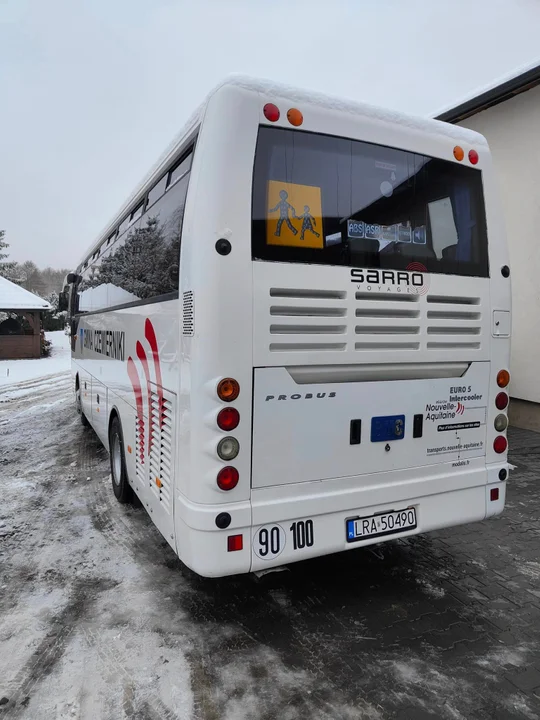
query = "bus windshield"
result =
(252, 126, 489, 278)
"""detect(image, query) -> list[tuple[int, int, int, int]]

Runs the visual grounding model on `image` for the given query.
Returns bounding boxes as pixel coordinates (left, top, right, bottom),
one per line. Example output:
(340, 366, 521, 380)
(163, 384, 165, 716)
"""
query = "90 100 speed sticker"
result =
(253, 520, 315, 560)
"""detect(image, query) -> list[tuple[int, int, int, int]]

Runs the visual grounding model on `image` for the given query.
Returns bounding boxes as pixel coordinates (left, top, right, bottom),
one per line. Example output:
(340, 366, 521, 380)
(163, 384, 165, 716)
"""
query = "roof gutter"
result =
(436, 63, 540, 123)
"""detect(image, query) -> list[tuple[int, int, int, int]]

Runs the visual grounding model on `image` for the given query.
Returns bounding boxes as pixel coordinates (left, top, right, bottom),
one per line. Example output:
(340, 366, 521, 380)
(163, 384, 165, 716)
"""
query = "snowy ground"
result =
(0, 331, 71, 391)
(1, 345, 540, 719)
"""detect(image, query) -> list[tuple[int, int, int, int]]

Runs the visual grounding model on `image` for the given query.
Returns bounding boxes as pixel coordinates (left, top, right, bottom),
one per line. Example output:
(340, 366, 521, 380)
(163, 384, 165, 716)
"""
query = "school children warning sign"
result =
(266, 181, 324, 249)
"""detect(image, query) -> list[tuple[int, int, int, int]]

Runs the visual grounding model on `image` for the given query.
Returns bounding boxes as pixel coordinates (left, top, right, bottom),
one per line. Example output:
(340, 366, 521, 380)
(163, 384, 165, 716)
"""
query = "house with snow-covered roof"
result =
(0, 276, 51, 359)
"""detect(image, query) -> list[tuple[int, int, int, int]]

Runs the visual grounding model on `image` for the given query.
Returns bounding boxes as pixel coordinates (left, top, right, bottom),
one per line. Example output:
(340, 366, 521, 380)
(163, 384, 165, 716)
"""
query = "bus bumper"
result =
(175, 469, 507, 578)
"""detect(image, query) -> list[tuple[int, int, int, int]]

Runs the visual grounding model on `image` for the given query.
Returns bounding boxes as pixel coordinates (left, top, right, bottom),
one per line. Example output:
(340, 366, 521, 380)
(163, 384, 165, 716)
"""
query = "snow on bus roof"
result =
(83, 75, 486, 266)
(0, 275, 51, 311)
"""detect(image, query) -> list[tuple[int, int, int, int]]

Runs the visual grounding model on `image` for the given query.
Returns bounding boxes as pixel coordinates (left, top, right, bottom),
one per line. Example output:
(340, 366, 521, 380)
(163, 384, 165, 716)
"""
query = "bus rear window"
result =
(252, 127, 489, 277)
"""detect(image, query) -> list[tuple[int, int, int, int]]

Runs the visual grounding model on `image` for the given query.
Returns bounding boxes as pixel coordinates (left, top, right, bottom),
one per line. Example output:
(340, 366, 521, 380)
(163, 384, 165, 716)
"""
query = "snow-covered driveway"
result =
(1, 340, 540, 719)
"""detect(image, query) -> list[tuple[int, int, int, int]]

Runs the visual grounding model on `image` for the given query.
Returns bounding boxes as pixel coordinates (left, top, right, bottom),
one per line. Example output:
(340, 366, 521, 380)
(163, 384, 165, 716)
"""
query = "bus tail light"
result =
(497, 369, 510, 388)
(453, 146, 464, 161)
(264, 103, 280, 122)
(217, 407, 240, 431)
(494, 414, 508, 432)
(490, 487, 500, 501)
(495, 392, 509, 410)
(227, 534, 243, 552)
(469, 149, 479, 165)
(287, 108, 303, 127)
(217, 466, 239, 491)
(217, 378, 240, 402)
(493, 436, 508, 454)
(217, 437, 240, 461)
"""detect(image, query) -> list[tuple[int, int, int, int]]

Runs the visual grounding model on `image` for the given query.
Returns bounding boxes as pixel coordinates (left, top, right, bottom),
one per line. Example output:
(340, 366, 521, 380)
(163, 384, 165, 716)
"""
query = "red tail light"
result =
(493, 436, 508, 454)
(469, 149, 479, 165)
(217, 407, 240, 431)
(490, 487, 500, 501)
(217, 466, 239, 491)
(495, 392, 509, 410)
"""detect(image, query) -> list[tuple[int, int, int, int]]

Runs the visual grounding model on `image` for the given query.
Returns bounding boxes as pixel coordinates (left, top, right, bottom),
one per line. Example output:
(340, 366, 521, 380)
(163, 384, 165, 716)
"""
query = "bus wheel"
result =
(76, 383, 89, 427)
(109, 416, 133, 504)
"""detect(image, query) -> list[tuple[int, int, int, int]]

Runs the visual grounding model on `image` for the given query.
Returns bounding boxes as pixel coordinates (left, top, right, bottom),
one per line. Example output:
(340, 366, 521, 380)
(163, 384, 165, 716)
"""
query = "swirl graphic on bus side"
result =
(126, 318, 164, 463)
(405, 262, 430, 295)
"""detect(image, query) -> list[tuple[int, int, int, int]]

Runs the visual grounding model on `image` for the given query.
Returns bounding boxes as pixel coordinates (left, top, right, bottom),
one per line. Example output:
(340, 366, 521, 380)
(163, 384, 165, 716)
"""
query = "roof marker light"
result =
(453, 146, 464, 161)
(287, 108, 303, 127)
(469, 149, 479, 165)
(264, 103, 280, 122)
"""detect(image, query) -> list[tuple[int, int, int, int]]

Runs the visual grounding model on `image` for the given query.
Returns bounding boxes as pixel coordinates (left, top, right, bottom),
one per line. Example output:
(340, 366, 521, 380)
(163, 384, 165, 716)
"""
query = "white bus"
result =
(63, 76, 511, 577)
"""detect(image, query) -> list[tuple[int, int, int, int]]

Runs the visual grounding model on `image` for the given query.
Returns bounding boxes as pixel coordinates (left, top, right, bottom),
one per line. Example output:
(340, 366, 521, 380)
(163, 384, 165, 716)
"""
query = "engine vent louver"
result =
(182, 291, 194, 336)
(263, 285, 485, 356)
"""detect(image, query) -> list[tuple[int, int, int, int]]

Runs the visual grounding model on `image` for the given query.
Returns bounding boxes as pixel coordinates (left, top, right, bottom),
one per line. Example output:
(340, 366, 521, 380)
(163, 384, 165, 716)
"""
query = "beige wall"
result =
(459, 84, 540, 405)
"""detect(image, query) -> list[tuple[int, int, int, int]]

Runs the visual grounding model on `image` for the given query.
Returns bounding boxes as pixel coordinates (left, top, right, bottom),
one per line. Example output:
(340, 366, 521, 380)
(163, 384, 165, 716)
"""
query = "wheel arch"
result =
(108, 405, 121, 441)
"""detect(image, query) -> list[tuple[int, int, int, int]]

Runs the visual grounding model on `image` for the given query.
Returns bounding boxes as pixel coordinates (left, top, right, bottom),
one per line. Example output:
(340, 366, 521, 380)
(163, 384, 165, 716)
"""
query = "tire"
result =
(109, 415, 133, 504)
(76, 384, 90, 427)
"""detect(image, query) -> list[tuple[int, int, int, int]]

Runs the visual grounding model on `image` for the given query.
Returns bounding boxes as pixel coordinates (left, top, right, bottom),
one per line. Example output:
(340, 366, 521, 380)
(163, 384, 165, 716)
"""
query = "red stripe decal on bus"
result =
(145, 319, 164, 428)
(127, 356, 145, 464)
(136, 340, 153, 457)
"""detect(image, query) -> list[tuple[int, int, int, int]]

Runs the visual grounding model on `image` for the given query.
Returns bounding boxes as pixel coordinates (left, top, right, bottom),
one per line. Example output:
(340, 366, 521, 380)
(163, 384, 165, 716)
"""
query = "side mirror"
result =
(58, 291, 68, 312)
(67, 272, 79, 284)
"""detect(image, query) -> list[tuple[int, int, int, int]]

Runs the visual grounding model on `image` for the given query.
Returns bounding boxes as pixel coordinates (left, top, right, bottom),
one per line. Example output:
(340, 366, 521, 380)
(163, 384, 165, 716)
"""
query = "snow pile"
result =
(0, 330, 70, 389)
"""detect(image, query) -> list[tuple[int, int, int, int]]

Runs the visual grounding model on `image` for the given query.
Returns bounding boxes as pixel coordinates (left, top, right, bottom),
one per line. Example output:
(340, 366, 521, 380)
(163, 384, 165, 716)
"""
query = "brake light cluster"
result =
(264, 103, 304, 127)
(493, 369, 510, 454)
(453, 146, 479, 165)
(216, 378, 240, 491)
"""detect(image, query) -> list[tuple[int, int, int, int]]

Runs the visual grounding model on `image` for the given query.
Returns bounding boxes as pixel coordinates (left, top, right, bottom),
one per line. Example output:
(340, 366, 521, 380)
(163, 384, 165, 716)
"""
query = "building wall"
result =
(0, 334, 40, 360)
(459, 85, 540, 412)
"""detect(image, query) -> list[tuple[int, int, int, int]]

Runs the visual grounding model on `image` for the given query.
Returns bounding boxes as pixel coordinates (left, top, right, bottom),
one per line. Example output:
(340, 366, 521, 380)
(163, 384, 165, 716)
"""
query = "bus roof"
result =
(79, 75, 487, 270)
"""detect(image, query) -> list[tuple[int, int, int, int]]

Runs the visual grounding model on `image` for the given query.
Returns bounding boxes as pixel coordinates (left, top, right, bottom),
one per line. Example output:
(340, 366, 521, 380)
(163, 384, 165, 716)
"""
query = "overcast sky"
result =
(1, 0, 540, 270)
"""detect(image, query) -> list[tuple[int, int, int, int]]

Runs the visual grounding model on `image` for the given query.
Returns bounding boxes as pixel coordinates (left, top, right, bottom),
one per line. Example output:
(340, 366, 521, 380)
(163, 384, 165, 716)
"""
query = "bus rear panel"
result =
(176, 80, 510, 577)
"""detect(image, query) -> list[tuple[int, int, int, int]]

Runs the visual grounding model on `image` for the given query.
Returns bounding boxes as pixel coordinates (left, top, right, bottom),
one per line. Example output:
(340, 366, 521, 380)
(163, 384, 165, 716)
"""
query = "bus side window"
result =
(78, 167, 191, 311)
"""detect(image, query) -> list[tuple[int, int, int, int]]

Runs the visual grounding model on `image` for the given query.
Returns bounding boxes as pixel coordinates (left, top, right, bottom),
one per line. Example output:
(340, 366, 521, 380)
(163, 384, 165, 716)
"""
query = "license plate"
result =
(346, 508, 417, 543)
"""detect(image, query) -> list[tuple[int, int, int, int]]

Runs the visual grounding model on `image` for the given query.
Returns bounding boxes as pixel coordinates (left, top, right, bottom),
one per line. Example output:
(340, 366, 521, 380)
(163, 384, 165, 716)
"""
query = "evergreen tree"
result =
(89, 217, 180, 298)
(0, 231, 17, 280)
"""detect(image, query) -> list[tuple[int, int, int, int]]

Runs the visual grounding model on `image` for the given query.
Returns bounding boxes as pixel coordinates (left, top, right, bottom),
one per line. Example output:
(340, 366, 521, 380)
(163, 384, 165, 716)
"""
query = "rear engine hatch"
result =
(252, 363, 488, 488)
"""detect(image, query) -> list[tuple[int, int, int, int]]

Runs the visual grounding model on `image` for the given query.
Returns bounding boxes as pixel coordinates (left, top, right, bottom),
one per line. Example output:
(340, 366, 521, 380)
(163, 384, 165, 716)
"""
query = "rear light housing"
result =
(217, 436, 240, 461)
(227, 534, 243, 552)
(263, 103, 280, 122)
(497, 369, 510, 388)
(217, 378, 240, 402)
(217, 466, 239, 491)
(217, 407, 240, 431)
(494, 414, 508, 432)
(287, 108, 303, 126)
(493, 436, 508, 454)
(495, 392, 509, 411)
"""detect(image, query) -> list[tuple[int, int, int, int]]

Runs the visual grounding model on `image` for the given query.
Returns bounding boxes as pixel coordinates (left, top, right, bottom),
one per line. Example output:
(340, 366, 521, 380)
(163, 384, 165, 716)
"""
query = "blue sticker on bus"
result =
(413, 226, 426, 244)
(371, 415, 406, 442)
(365, 223, 381, 240)
(397, 224, 412, 243)
(347, 220, 365, 239)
